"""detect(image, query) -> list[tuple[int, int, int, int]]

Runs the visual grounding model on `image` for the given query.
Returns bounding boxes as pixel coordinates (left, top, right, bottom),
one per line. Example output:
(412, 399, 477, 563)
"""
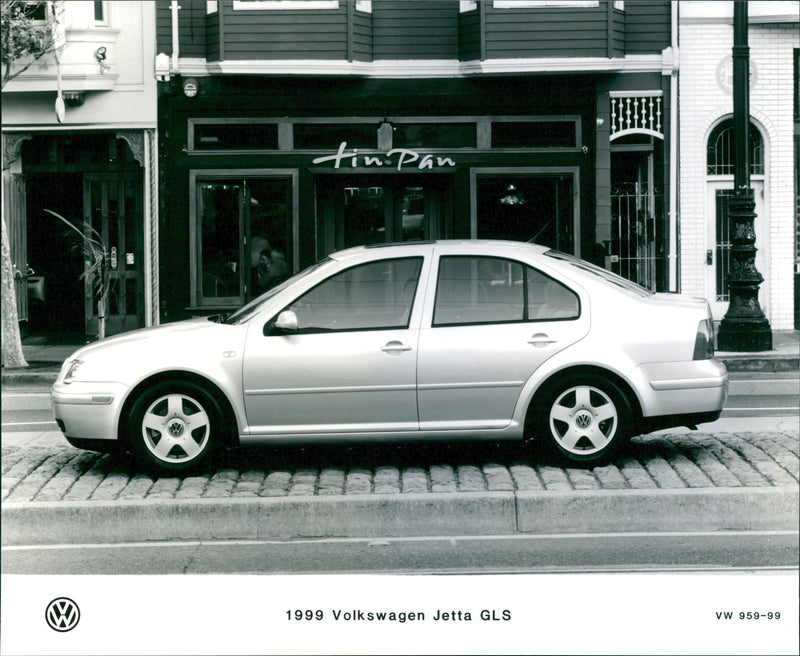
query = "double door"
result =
(316, 175, 452, 253)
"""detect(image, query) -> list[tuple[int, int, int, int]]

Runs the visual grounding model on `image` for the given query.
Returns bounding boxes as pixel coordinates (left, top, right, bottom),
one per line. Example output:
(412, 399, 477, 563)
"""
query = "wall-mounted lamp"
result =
(499, 183, 527, 206)
(95, 47, 110, 73)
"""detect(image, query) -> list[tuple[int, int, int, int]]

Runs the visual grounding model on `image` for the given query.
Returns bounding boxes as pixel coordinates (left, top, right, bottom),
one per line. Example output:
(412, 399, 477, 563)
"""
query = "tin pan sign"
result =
(312, 141, 456, 171)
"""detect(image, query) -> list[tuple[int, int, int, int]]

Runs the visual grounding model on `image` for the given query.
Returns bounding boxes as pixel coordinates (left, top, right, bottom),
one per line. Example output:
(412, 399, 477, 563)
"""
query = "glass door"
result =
(316, 176, 451, 254)
(85, 174, 144, 336)
(194, 175, 295, 307)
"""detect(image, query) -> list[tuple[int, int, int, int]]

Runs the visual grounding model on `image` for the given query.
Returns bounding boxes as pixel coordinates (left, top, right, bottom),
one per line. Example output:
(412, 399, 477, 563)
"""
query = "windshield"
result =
(223, 258, 333, 324)
(544, 250, 654, 297)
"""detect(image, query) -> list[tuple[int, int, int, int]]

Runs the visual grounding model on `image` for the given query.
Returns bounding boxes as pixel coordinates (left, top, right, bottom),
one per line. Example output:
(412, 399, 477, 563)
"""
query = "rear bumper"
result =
(631, 358, 729, 421)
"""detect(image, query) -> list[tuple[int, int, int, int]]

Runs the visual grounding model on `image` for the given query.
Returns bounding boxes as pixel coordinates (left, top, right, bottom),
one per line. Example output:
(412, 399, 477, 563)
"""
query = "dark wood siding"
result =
(458, 6, 481, 61)
(218, 0, 348, 60)
(625, 0, 671, 54)
(156, 0, 171, 54)
(610, 8, 625, 57)
(483, 5, 609, 59)
(157, 0, 207, 60)
(372, 1, 459, 59)
(352, 8, 373, 62)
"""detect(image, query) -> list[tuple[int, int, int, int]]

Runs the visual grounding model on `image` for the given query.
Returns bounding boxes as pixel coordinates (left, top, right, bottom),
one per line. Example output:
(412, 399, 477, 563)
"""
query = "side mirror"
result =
(274, 310, 298, 333)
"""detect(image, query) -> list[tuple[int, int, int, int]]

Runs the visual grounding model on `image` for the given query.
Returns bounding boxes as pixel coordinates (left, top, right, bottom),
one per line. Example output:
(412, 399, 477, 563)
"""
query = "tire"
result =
(533, 374, 632, 465)
(128, 379, 223, 473)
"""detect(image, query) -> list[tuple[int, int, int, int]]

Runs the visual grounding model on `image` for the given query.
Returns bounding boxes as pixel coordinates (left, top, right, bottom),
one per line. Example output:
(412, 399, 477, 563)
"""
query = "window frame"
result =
(493, 1, 600, 8)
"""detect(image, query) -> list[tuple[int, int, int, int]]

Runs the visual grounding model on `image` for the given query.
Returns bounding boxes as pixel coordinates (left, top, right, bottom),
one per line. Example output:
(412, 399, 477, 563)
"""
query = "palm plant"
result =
(44, 209, 111, 340)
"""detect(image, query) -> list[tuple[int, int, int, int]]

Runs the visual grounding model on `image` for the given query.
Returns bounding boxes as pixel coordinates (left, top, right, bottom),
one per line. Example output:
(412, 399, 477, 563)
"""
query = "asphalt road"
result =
(4, 530, 798, 575)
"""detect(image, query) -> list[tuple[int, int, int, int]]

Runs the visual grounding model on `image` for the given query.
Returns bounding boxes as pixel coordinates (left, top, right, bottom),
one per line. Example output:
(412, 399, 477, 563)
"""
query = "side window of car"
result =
(433, 256, 580, 326)
(433, 256, 524, 326)
(526, 266, 580, 320)
(286, 257, 423, 332)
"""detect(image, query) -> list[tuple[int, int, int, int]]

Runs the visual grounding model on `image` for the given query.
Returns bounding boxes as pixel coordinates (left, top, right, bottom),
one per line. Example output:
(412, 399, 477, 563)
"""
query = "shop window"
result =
(392, 123, 476, 149)
(493, 1, 600, 8)
(194, 176, 294, 306)
(294, 123, 377, 150)
(491, 120, 577, 149)
(191, 121, 279, 151)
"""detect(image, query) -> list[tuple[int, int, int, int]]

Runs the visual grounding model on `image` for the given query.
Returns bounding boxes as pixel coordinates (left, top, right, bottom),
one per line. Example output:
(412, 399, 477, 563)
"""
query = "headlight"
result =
(63, 359, 83, 384)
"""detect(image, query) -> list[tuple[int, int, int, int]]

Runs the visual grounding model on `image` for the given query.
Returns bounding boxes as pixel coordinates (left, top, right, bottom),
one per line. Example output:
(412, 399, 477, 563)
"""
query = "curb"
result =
(3, 487, 797, 546)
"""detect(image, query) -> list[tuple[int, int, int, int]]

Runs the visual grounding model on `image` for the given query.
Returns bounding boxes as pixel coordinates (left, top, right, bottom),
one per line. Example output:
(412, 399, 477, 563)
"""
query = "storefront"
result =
(158, 75, 602, 321)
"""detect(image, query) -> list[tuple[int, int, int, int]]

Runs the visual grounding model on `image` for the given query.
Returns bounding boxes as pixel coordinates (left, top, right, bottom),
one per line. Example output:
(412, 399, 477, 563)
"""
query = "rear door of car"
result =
(242, 251, 430, 435)
(416, 248, 590, 431)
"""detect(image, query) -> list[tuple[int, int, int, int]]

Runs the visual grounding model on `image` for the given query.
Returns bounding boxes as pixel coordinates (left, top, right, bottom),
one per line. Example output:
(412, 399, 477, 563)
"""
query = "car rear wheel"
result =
(534, 375, 632, 465)
(128, 380, 222, 472)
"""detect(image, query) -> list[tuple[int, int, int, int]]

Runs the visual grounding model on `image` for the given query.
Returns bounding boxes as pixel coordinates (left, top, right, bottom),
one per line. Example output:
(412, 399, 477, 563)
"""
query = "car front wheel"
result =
(128, 380, 222, 472)
(534, 375, 632, 465)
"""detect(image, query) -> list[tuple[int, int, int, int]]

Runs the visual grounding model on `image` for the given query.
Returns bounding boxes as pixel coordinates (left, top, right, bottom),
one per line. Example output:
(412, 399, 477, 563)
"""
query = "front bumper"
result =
(51, 381, 129, 442)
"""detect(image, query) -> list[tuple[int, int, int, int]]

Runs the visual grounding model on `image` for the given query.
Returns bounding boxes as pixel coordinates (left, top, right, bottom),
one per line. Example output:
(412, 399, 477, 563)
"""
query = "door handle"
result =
(528, 333, 557, 347)
(381, 341, 412, 354)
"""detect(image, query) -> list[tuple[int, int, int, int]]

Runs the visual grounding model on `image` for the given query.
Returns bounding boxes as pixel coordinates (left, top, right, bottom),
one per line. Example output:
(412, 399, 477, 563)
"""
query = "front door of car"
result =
(416, 254, 589, 430)
(242, 256, 426, 435)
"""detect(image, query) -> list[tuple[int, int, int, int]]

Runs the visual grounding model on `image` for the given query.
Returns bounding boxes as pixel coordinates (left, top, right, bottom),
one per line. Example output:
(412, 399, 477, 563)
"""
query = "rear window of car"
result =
(544, 251, 654, 298)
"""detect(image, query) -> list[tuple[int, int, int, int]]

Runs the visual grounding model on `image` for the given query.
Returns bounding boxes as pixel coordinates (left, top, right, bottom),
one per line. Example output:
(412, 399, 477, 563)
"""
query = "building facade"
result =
(155, 0, 679, 323)
(678, 0, 799, 331)
(2, 0, 158, 338)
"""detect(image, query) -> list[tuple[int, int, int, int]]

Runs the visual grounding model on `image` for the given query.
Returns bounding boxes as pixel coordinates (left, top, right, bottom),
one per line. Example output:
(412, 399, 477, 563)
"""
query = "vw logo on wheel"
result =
(575, 411, 593, 429)
(168, 420, 185, 437)
(46, 598, 80, 632)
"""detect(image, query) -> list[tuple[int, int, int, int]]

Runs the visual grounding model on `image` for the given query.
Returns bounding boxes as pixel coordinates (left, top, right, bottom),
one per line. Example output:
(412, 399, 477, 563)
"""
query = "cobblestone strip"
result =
(344, 469, 372, 495)
(33, 452, 102, 502)
(261, 471, 291, 496)
(175, 475, 210, 499)
(374, 466, 400, 494)
(640, 455, 687, 488)
(147, 477, 183, 499)
(717, 434, 798, 487)
(565, 468, 601, 490)
(508, 464, 544, 491)
(2, 448, 53, 501)
(695, 434, 770, 487)
(401, 467, 429, 494)
(62, 455, 119, 501)
(230, 470, 266, 498)
(88, 466, 132, 501)
(118, 474, 155, 500)
(618, 458, 658, 489)
(288, 469, 318, 496)
(536, 466, 572, 491)
(592, 464, 629, 489)
(430, 465, 457, 493)
(743, 434, 800, 481)
(483, 463, 514, 491)
(318, 468, 346, 495)
(4, 450, 83, 502)
(456, 465, 485, 492)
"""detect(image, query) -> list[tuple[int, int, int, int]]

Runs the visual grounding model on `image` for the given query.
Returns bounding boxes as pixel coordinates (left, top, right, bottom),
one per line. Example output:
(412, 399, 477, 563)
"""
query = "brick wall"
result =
(679, 20, 799, 331)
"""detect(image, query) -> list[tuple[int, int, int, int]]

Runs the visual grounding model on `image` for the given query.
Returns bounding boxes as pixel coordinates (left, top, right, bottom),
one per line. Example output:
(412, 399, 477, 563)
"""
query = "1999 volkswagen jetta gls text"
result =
(52, 240, 728, 473)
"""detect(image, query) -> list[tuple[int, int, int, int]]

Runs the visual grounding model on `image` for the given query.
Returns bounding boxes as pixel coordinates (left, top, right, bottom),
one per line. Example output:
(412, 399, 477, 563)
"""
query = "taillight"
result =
(693, 319, 715, 360)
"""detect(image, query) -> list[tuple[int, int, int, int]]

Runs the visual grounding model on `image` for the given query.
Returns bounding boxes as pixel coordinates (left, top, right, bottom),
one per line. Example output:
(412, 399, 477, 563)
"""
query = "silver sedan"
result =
(52, 240, 728, 472)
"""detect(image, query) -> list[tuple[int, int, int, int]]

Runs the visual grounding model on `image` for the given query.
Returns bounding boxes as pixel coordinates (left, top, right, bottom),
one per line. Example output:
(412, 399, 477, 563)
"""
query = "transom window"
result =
(707, 119, 764, 176)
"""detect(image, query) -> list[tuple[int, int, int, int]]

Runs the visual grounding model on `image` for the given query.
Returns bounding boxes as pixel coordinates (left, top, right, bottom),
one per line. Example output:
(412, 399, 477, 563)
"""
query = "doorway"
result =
(25, 173, 85, 336)
(315, 175, 452, 254)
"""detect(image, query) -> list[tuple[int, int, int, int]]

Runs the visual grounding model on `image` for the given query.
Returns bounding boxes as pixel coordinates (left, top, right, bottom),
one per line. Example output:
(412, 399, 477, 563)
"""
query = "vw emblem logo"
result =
(168, 420, 184, 437)
(46, 598, 80, 632)
(575, 412, 592, 429)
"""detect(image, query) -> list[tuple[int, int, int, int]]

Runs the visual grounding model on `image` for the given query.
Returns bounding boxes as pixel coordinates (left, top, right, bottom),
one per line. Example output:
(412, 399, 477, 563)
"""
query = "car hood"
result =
(66, 317, 226, 361)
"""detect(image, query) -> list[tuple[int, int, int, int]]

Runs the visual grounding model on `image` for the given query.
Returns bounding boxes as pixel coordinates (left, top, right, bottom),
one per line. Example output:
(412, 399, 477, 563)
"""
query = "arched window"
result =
(707, 119, 764, 176)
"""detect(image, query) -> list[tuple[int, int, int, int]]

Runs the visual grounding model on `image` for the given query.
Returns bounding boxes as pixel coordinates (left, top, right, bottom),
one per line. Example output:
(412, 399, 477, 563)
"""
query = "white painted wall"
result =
(678, 3, 798, 330)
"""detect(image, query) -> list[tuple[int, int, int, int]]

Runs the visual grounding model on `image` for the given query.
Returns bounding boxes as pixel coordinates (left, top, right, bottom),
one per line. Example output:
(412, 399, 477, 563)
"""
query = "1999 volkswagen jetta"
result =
(52, 240, 728, 472)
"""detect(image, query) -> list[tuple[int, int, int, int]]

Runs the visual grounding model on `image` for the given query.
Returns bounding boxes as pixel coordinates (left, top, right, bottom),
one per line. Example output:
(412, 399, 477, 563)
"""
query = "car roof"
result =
(329, 239, 551, 262)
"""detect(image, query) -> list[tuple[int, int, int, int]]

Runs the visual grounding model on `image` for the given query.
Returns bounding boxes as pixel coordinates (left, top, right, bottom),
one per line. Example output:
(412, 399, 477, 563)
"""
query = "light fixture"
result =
(95, 47, 110, 73)
(499, 183, 527, 206)
(182, 77, 199, 98)
(63, 92, 85, 107)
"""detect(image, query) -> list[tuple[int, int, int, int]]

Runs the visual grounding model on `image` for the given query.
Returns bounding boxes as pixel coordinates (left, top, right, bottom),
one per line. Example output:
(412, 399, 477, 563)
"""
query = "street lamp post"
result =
(716, 0, 772, 352)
